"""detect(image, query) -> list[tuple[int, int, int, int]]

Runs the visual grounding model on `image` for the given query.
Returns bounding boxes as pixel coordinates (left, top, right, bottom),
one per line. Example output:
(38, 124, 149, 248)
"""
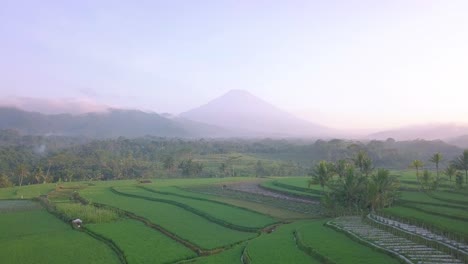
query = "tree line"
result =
(409, 150, 468, 190)
(0, 129, 466, 187)
(309, 151, 400, 216)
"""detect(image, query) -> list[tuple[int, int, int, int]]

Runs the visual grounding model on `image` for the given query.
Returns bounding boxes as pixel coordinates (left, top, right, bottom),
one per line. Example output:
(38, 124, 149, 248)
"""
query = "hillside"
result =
(0, 107, 191, 138)
(180, 90, 331, 138)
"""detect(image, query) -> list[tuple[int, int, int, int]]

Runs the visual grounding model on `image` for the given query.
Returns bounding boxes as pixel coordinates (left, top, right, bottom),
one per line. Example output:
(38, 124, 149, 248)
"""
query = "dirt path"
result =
(225, 181, 318, 204)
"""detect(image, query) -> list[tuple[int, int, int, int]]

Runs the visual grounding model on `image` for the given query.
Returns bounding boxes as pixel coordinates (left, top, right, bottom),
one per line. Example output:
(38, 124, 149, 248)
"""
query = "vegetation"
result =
(55, 203, 119, 223)
(80, 187, 257, 249)
(0, 206, 118, 264)
(1, 130, 466, 187)
(87, 219, 196, 264)
(296, 220, 399, 264)
(246, 222, 318, 263)
(1, 141, 467, 264)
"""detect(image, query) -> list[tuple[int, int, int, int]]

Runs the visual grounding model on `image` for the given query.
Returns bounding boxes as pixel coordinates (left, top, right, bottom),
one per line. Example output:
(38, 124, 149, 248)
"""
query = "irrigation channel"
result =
(190, 181, 468, 264)
(330, 216, 466, 264)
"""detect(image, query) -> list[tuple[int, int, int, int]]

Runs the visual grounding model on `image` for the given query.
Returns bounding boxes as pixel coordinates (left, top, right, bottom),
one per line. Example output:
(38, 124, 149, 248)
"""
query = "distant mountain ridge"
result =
(369, 123, 468, 142)
(0, 107, 198, 138)
(180, 89, 332, 137)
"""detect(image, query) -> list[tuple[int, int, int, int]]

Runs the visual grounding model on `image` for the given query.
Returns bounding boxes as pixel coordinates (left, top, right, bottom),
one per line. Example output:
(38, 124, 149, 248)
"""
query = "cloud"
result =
(0, 97, 110, 115)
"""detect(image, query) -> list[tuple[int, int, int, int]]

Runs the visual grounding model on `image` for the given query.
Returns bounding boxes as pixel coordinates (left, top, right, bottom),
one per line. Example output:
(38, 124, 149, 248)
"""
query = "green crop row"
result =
(0, 207, 119, 264)
(80, 187, 256, 249)
(115, 186, 276, 230)
(381, 206, 468, 243)
(55, 202, 119, 223)
(260, 181, 322, 199)
(140, 185, 278, 220)
(87, 219, 196, 264)
(297, 220, 400, 264)
(246, 222, 319, 263)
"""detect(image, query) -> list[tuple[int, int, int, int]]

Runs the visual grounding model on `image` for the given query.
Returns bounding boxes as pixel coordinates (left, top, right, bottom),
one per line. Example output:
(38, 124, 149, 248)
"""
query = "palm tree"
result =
(453, 150, 468, 184)
(335, 159, 349, 178)
(310, 161, 332, 192)
(16, 164, 28, 187)
(362, 157, 373, 177)
(368, 169, 400, 211)
(453, 149, 468, 185)
(444, 165, 457, 182)
(353, 151, 367, 173)
(410, 160, 424, 180)
(429, 152, 443, 179)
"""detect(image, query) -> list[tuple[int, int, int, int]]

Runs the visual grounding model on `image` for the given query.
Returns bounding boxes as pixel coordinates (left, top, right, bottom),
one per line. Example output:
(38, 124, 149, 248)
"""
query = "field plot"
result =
(0, 201, 118, 264)
(0, 183, 55, 199)
(246, 222, 319, 263)
(296, 220, 400, 264)
(114, 186, 277, 229)
(383, 206, 468, 238)
(260, 179, 323, 199)
(185, 244, 245, 264)
(80, 187, 256, 249)
(187, 182, 322, 216)
(87, 219, 196, 264)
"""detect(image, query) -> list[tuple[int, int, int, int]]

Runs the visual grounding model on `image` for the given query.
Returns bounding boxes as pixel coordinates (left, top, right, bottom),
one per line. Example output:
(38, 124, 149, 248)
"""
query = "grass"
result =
(55, 202, 119, 223)
(87, 219, 196, 264)
(0, 200, 41, 212)
(0, 183, 55, 199)
(188, 244, 245, 264)
(186, 184, 321, 215)
(154, 186, 312, 219)
(247, 222, 319, 263)
(383, 206, 468, 238)
(0, 207, 119, 264)
(80, 187, 256, 249)
(115, 186, 277, 229)
(2, 175, 465, 264)
(260, 180, 323, 199)
(296, 220, 400, 264)
(408, 203, 468, 219)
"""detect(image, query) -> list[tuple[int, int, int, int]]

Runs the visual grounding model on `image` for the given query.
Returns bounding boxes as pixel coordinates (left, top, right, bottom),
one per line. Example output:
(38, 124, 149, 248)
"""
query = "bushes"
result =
(294, 231, 336, 264)
(55, 203, 119, 224)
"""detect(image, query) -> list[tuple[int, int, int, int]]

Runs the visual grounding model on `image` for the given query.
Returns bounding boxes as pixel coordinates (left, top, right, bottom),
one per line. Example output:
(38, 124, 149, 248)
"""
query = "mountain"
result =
(448, 135, 468, 148)
(0, 97, 109, 115)
(369, 123, 468, 141)
(0, 107, 203, 138)
(180, 89, 331, 137)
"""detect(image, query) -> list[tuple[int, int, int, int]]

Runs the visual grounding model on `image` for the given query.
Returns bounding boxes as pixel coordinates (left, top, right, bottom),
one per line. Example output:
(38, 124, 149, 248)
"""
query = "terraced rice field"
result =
(296, 220, 400, 264)
(331, 216, 464, 264)
(80, 187, 257, 250)
(187, 182, 322, 215)
(87, 219, 196, 264)
(1, 175, 467, 264)
(246, 222, 319, 263)
(0, 200, 118, 264)
(113, 186, 277, 229)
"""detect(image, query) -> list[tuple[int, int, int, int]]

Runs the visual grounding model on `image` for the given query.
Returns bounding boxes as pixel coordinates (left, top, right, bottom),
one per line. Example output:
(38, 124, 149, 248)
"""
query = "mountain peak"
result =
(180, 90, 330, 137)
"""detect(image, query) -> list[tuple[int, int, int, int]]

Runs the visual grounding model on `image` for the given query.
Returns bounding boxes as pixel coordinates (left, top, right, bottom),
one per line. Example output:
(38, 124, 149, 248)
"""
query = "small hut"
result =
(72, 218, 83, 228)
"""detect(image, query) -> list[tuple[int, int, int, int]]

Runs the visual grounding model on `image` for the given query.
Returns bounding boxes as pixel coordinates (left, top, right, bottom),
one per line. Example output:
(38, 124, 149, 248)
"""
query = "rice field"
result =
(0, 174, 466, 264)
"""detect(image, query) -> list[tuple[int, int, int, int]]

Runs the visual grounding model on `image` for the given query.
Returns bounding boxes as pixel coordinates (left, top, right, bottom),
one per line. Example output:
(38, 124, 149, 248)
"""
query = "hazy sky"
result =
(1, 0, 467, 130)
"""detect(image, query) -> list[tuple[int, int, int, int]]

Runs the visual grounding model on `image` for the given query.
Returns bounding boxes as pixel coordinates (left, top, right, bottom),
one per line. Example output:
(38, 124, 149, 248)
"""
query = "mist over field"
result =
(1, 2, 468, 264)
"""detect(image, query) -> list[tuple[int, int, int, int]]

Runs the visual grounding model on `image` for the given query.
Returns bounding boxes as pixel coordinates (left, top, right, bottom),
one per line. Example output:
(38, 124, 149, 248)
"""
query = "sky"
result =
(1, 0, 467, 130)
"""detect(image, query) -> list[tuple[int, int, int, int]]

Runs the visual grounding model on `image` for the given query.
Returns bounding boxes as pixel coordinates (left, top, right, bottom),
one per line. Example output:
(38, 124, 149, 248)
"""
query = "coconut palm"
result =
(453, 150, 468, 184)
(429, 152, 443, 179)
(334, 159, 350, 178)
(410, 160, 424, 180)
(444, 165, 457, 182)
(362, 157, 373, 177)
(310, 161, 332, 192)
(353, 151, 367, 173)
(367, 169, 400, 211)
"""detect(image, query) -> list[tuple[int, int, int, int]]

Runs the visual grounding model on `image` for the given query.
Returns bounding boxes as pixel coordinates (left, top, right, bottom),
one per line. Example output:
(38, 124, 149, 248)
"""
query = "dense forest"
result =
(0, 129, 464, 187)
